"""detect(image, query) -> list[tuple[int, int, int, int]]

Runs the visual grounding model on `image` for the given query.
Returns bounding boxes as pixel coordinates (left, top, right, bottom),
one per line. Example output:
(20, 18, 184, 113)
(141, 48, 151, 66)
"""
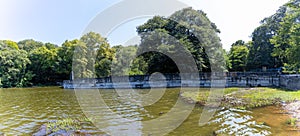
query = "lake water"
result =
(0, 87, 298, 135)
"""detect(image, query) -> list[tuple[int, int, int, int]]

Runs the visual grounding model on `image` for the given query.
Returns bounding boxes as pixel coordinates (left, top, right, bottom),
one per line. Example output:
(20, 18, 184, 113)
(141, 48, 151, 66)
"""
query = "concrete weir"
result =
(279, 74, 300, 90)
(63, 72, 281, 89)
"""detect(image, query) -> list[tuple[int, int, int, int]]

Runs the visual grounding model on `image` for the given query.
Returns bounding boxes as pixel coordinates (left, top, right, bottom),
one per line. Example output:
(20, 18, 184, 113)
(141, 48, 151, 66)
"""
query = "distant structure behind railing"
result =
(63, 72, 280, 89)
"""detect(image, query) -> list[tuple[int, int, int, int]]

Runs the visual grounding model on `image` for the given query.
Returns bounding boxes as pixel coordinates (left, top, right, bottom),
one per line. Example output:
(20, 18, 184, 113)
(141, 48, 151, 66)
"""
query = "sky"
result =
(0, 0, 289, 50)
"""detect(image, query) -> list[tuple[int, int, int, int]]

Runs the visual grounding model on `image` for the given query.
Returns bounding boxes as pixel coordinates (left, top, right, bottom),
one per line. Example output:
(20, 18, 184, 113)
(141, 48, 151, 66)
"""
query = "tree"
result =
(72, 41, 89, 78)
(72, 32, 114, 78)
(169, 8, 225, 72)
(247, 5, 288, 70)
(271, 0, 300, 72)
(0, 40, 19, 50)
(137, 7, 224, 74)
(28, 46, 59, 84)
(231, 40, 245, 46)
(45, 42, 58, 50)
(112, 45, 147, 76)
(17, 39, 44, 52)
(0, 46, 32, 87)
(57, 39, 79, 80)
(129, 56, 147, 75)
(223, 49, 231, 71)
(247, 0, 300, 72)
(137, 28, 182, 74)
(247, 25, 278, 70)
(228, 41, 249, 72)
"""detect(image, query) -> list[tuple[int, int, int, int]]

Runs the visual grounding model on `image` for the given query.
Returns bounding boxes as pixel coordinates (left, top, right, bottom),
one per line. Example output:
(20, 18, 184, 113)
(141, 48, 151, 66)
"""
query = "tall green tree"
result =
(112, 45, 147, 76)
(57, 39, 79, 80)
(28, 46, 59, 84)
(72, 41, 89, 78)
(247, 25, 278, 70)
(247, 6, 288, 70)
(0, 40, 19, 50)
(271, 0, 300, 72)
(223, 49, 231, 71)
(72, 32, 114, 78)
(17, 39, 44, 52)
(137, 28, 181, 74)
(247, 0, 300, 71)
(228, 40, 249, 72)
(137, 7, 224, 74)
(0, 43, 32, 87)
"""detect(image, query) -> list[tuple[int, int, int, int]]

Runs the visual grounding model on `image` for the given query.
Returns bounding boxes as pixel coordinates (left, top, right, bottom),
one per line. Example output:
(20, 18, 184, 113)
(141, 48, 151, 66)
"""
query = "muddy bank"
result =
(284, 101, 300, 127)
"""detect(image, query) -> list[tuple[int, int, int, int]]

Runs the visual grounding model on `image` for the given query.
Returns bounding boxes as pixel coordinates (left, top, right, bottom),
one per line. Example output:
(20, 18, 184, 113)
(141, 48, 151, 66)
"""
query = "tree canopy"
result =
(271, 0, 300, 72)
(227, 0, 300, 72)
(0, 44, 31, 87)
(137, 7, 224, 74)
(228, 40, 249, 72)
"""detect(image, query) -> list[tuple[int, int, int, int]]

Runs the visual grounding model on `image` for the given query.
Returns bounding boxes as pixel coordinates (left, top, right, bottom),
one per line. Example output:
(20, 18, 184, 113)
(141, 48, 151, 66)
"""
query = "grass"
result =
(180, 87, 300, 109)
(286, 118, 297, 126)
(237, 88, 300, 108)
(46, 117, 92, 133)
(223, 87, 241, 94)
(180, 88, 243, 103)
(180, 88, 210, 103)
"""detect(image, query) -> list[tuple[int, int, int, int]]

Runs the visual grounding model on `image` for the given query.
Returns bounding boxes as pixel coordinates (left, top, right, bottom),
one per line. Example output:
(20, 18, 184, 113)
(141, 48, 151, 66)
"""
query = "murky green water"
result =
(0, 87, 298, 135)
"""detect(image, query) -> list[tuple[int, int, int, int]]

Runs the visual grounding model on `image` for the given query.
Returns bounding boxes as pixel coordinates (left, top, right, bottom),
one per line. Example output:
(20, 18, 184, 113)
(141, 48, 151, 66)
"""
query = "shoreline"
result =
(179, 87, 299, 109)
(284, 101, 300, 127)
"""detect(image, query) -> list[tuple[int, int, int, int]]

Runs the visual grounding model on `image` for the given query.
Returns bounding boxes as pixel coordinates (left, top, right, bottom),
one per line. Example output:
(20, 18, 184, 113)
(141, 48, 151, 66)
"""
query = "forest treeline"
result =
(227, 0, 300, 72)
(1, 0, 300, 88)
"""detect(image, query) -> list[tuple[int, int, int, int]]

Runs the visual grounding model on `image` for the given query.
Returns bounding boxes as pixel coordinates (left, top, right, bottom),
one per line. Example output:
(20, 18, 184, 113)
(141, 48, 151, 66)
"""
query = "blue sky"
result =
(0, 0, 289, 50)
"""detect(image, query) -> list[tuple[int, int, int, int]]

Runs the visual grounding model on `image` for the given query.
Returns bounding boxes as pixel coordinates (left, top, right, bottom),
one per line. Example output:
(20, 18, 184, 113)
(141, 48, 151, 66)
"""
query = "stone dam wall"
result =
(63, 73, 285, 89)
(279, 75, 300, 90)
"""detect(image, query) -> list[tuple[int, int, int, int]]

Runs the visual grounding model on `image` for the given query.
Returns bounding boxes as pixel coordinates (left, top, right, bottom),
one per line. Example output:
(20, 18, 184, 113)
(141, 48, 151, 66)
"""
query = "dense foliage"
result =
(228, 0, 300, 73)
(228, 40, 249, 72)
(271, 0, 300, 72)
(111, 45, 147, 76)
(0, 32, 116, 87)
(137, 8, 225, 73)
(0, 43, 32, 87)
